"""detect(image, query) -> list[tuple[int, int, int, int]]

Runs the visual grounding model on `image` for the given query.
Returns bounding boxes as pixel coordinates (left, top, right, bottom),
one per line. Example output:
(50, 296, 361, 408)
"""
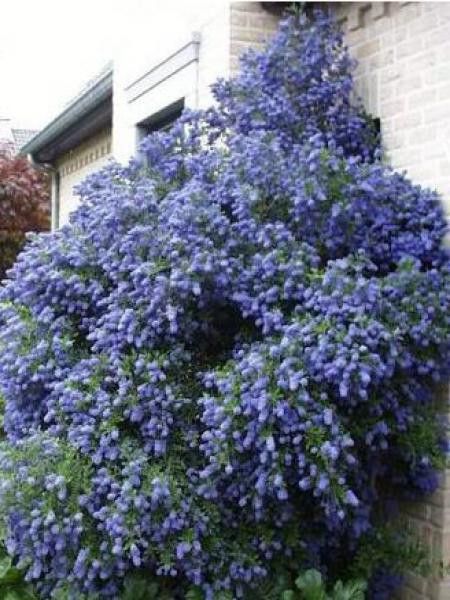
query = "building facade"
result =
(22, 3, 450, 227)
(21, 6, 450, 595)
(21, 64, 113, 229)
(21, 3, 280, 228)
(55, 129, 112, 227)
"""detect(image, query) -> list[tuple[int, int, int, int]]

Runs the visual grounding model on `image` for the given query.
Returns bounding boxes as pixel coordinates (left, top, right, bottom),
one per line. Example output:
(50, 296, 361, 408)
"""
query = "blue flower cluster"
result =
(0, 8, 448, 600)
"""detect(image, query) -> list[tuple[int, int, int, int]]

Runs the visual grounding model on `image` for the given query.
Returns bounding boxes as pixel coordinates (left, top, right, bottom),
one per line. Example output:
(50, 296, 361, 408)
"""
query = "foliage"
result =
(0, 516, 36, 599)
(349, 523, 431, 582)
(0, 143, 49, 280)
(283, 569, 366, 600)
(0, 7, 448, 600)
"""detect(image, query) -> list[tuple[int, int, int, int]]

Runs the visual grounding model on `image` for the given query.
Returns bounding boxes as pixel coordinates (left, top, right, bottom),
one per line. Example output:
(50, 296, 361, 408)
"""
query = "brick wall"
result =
(56, 129, 111, 226)
(398, 383, 450, 599)
(334, 4, 450, 598)
(335, 2, 450, 216)
(230, 2, 280, 74)
(230, 1, 450, 218)
(230, 3, 450, 598)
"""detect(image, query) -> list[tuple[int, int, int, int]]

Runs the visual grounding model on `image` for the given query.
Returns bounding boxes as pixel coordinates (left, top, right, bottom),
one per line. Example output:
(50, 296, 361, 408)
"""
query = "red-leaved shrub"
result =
(0, 143, 50, 280)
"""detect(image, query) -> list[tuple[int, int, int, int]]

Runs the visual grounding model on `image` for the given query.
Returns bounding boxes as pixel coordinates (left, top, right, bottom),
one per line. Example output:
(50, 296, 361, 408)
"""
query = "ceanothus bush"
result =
(0, 8, 448, 600)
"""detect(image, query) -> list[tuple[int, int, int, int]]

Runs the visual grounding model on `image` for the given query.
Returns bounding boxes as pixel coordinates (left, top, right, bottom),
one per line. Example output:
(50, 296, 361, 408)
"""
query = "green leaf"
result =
(332, 579, 367, 600)
(0, 558, 11, 579)
(282, 591, 296, 600)
(215, 592, 233, 600)
(122, 573, 160, 600)
(10, 588, 36, 600)
(295, 570, 327, 600)
(160, 592, 177, 600)
(3, 591, 23, 600)
(186, 587, 204, 600)
(0, 569, 23, 586)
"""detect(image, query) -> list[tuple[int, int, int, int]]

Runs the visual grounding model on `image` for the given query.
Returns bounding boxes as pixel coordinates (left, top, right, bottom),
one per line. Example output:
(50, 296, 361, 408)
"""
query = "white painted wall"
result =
(56, 1, 278, 219)
(112, 2, 231, 162)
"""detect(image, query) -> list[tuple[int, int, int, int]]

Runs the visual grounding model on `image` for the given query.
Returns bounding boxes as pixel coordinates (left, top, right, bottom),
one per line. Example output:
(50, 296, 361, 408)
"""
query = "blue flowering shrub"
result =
(0, 9, 448, 600)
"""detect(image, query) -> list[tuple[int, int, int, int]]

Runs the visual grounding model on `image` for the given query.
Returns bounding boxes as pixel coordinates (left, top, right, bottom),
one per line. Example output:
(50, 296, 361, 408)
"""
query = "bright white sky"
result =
(0, 0, 225, 130)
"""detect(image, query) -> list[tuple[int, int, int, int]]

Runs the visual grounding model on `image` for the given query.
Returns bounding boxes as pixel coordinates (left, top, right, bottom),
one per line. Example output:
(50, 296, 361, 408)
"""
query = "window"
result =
(137, 98, 185, 146)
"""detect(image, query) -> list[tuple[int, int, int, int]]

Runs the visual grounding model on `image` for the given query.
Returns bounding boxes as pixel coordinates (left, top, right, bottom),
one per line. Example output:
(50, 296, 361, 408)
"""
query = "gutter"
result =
(20, 66, 113, 159)
(20, 64, 113, 230)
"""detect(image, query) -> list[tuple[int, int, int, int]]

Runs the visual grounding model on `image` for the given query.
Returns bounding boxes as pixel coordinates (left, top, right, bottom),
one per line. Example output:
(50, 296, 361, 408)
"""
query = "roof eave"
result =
(21, 69, 113, 160)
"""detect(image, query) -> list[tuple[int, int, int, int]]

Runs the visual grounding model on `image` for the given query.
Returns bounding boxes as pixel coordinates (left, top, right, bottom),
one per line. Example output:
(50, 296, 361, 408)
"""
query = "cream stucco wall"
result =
(56, 128, 111, 227)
